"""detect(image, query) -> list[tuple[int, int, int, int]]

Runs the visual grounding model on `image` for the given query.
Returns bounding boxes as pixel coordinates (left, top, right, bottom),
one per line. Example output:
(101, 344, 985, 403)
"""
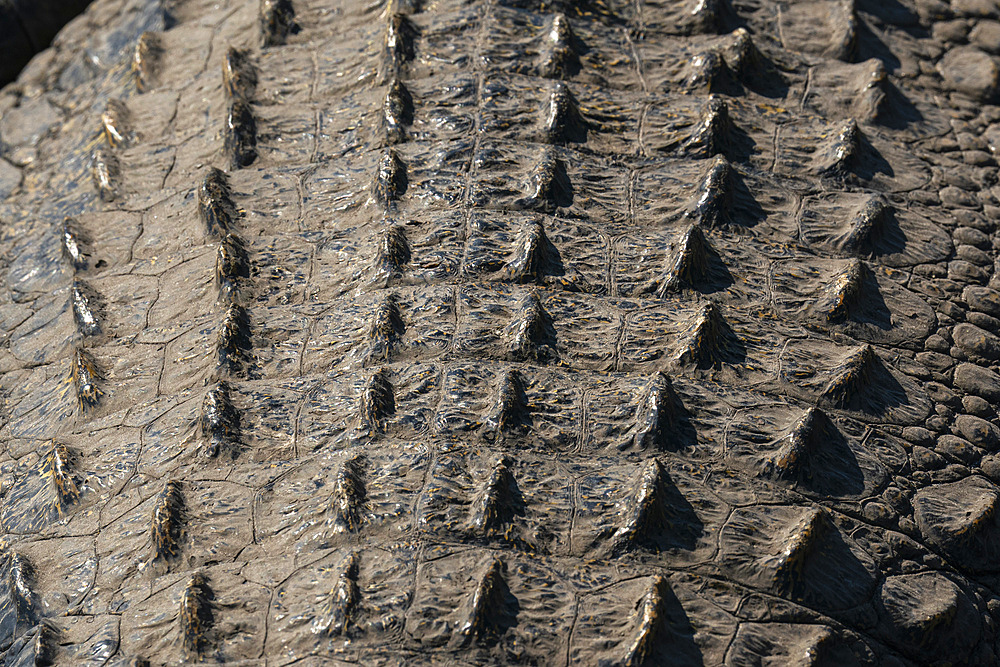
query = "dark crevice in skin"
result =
(0, 0, 95, 86)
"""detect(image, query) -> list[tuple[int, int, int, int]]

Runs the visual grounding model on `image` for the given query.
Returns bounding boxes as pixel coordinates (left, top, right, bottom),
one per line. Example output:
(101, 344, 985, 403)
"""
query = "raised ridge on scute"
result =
(215, 304, 253, 377)
(61, 217, 90, 270)
(223, 47, 258, 102)
(383, 13, 417, 77)
(482, 368, 530, 442)
(839, 194, 892, 256)
(515, 148, 571, 212)
(852, 60, 890, 123)
(71, 280, 101, 336)
(216, 233, 250, 305)
(816, 118, 864, 177)
(90, 147, 121, 202)
(201, 382, 241, 457)
(365, 293, 405, 365)
(674, 302, 737, 368)
(5, 550, 38, 630)
(371, 150, 408, 208)
(331, 455, 368, 532)
(504, 290, 556, 361)
(621, 575, 672, 667)
(655, 225, 711, 294)
(815, 258, 876, 323)
(101, 99, 134, 148)
(608, 459, 673, 554)
(224, 99, 257, 169)
(455, 559, 512, 646)
(500, 220, 558, 283)
(313, 551, 360, 636)
(630, 372, 688, 451)
(150, 480, 185, 563)
(820, 344, 880, 410)
(539, 13, 579, 79)
(470, 455, 522, 536)
(132, 31, 162, 93)
(684, 155, 735, 228)
(372, 225, 411, 282)
(180, 572, 214, 654)
(45, 443, 81, 514)
(825, 0, 858, 62)
(260, 0, 298, 47)
(356, 368, 395, 438)
(680, 96, 731, 158)
(543, 81, 586, 143)
(71, 347, 103, 411)
(382, 79, 413, 144)
(759, 408, 833, 482)
(771, 508, 827, 596)
(198, 168, 239, 238)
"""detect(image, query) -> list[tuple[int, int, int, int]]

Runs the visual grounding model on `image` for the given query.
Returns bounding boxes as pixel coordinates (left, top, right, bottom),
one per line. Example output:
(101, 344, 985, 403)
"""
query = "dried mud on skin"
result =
(3, 0, 1000, 664)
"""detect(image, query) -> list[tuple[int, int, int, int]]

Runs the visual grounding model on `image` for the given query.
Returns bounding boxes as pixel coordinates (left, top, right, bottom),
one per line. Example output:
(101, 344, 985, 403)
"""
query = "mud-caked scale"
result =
(0, 0, 999, 664)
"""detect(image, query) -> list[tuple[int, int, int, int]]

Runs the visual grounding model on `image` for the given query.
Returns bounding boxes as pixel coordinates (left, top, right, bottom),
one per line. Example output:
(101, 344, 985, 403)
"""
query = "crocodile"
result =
(0, 0, 999, 664)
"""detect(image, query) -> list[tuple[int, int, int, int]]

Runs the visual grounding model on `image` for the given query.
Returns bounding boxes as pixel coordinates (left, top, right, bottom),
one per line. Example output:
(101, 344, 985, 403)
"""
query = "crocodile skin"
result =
(1, 0, 1000, 664)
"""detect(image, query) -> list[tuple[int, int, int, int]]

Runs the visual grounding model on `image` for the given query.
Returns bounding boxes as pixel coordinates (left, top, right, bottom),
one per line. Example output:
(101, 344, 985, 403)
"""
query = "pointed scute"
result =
(90, 147, 121, 202)
(818, 258, 871, 323)
(471, 455, 521, 535)
(373, 225, 411, 280)
(72, 347, 103, 411)
(46, 443, 81, 513)
(132, 31, 163, 93)
(61, 217, 90, 270)
(681, 96, 731, 158)
(225, 99, 257, 169)
(366, 293, 405, 365)
(223, 47, 258, 102)
(816, 118, 863, 177)
(609, 459, 671, 554)
(622, 576, 671, 667)
(760, 407, 830, 482)
(658, 225, 710, 294)
(216, 304, 253, 377)
(539, 13, 579, 79)
(383, 79, 413, 144)
(505, 290, 556, 362)
(260, 0, 298, 47)
(500, 221, 556, 283)
(314, 551, 361, 636)
(543, 81, 585, 143)
(357, 368, 395, 436)
(515, 149, 571, 213)
(821, 344, 879, 409)
(371, 150, 408, 207)
(674, 301, 734, 369)
(201, 382, 241, 457)
(101, 99, 134, 148)
(840, 194, 892, 256)
(332, 455, 367, 532)
(180, 573, 214, 654)
(199, 167, 239, 237)
(772, 508, 828, 595)
(631, 372, 686, 451)
(150, 480, 185, 562)
(483, 369, 530, 442)
(456, 559, 511, 645)
(824, 0, 858, 62)
(685, 155, 734, 229)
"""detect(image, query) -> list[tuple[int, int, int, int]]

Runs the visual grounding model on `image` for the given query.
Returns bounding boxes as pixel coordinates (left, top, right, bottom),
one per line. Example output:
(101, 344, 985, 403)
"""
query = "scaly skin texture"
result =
(2, 0, 1000, 664)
